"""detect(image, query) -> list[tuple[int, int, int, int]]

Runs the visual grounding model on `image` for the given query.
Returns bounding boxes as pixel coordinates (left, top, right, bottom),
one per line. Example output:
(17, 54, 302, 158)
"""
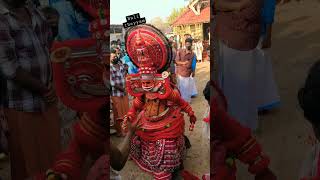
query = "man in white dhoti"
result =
(176, 38, 198, 103)
(195, 40, 203, 63)
(214, 0, 263, 130)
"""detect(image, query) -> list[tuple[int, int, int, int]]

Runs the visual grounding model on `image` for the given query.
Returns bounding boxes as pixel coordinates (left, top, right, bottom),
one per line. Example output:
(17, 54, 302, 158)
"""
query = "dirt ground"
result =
(238, 1, 320, 179)
(111, 61, 211, 180)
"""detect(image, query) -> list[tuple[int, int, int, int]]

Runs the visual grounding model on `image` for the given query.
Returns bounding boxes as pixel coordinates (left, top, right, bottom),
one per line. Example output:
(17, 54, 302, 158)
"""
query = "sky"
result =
(110, 0, 188, 24)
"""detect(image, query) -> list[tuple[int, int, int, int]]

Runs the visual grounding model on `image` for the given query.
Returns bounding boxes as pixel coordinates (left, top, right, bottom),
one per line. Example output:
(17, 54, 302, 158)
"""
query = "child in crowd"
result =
(298, 61, 320, 179)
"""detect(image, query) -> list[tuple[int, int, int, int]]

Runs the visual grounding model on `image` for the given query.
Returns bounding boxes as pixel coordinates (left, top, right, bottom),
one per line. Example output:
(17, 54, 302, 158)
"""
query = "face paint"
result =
(141, 79, 155, 91)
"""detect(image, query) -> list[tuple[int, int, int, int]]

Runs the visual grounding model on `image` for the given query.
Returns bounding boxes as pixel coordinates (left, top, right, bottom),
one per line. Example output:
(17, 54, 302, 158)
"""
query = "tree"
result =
(149, 17, 170, 33)
(167, 7, 186, 25)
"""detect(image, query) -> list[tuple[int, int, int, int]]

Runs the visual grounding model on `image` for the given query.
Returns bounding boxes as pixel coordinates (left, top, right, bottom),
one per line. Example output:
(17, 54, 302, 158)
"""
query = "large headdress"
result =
(51, 39, 108, 113)
(125, 24, 173, 98)
(125, 24, 172, 74)
(50, 0, 109, 113)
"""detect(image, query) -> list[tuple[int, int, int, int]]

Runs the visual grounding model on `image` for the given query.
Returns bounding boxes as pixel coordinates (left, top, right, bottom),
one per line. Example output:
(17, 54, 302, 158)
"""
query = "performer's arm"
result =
(110, 123, 136, 171)
(168, 90, 196, 126)
(126, 97, 144, 120)
(212, 98, 276, 179)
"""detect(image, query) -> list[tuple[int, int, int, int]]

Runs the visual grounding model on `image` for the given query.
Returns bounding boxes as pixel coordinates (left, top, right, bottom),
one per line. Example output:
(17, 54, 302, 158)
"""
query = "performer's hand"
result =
(127, 121, 141, 134)
(255, 168, 277, 180)
(122, 116, 129, 132)
(190, 115, 197, 124)
(189, 115, 196, 131)
(122, 115, 136, 132)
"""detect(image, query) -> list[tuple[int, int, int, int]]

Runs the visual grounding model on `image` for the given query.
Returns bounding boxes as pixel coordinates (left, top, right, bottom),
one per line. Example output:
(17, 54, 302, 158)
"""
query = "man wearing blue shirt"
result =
(121, 53, 138, 75)
(49, 0, 91, 40)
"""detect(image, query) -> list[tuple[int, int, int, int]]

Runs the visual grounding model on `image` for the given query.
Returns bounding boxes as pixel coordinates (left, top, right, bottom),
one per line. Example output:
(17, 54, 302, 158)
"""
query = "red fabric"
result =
(46, 113, 106, 180)
(75, 0, 109, 19)
(51, 38, 97, 50)
(213, 166, 236, 180)
(51, 58, 106, 113)
(74, 113, 106, 154)
(211, 82, 272, 178)
(125, 24, 172, 72)
(86, 155, 109, 180)
(42, 1, 109, 179)
(203, 115, 209, 123)
(135, 109, 185, 141)
(52, 140, 85, 180)
(248, 156, 270, 174)
(130, 136, 185, 179)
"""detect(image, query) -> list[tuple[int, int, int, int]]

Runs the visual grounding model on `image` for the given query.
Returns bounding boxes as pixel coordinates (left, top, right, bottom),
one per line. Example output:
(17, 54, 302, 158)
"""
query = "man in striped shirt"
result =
(110, 50, 129, 136)
(0, 1, 61, 179)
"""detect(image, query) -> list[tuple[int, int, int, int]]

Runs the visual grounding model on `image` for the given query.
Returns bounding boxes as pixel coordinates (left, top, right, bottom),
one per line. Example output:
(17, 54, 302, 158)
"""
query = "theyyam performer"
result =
(122, 24, 197, 180)
(32, 0, 110, 179)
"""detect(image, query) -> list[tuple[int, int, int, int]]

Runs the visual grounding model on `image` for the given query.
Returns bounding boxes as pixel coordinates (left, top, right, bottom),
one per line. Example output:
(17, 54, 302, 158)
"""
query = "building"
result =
(171, 0, 209, 42)
(110, 24, 126, 42)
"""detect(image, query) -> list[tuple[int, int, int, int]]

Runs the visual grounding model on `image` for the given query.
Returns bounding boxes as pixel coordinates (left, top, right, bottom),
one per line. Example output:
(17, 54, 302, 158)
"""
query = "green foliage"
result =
(167, 7, 186, 25)
(149, 17, 170, 33)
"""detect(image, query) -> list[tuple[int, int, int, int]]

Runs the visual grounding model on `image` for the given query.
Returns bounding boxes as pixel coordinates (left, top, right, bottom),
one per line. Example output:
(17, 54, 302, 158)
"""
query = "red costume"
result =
(122, 24, 197, 180)
(211, 80, 277, 180)
(33, 0, 109, 179)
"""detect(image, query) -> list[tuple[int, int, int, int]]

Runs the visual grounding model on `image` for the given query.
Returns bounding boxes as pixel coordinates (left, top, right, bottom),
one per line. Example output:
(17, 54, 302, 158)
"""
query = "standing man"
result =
(195, 39, 203, 63)
(110, 50, 129, 136)
(214, 0, 263, 131)
(0, 0, 61, 179)
(168, 41, 177, 84)
(175, 38, 197, 103)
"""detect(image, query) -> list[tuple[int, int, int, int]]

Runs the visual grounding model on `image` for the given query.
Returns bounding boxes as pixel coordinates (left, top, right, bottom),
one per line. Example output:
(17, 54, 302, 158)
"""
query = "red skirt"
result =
(130, 135, 185, 176)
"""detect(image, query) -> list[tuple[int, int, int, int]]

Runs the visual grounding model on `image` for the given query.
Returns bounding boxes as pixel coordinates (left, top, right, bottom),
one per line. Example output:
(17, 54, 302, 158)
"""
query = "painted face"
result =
(65, 58, 106, 97)
(141, 79, 155, 92)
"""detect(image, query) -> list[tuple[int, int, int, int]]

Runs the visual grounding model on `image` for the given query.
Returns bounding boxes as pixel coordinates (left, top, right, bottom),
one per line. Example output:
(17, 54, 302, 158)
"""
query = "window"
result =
(190, 25, 195, 32)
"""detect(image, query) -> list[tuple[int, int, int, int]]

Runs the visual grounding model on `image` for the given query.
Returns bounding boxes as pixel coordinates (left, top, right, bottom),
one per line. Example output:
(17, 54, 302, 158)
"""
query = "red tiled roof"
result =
(171, 6, 210, 26)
